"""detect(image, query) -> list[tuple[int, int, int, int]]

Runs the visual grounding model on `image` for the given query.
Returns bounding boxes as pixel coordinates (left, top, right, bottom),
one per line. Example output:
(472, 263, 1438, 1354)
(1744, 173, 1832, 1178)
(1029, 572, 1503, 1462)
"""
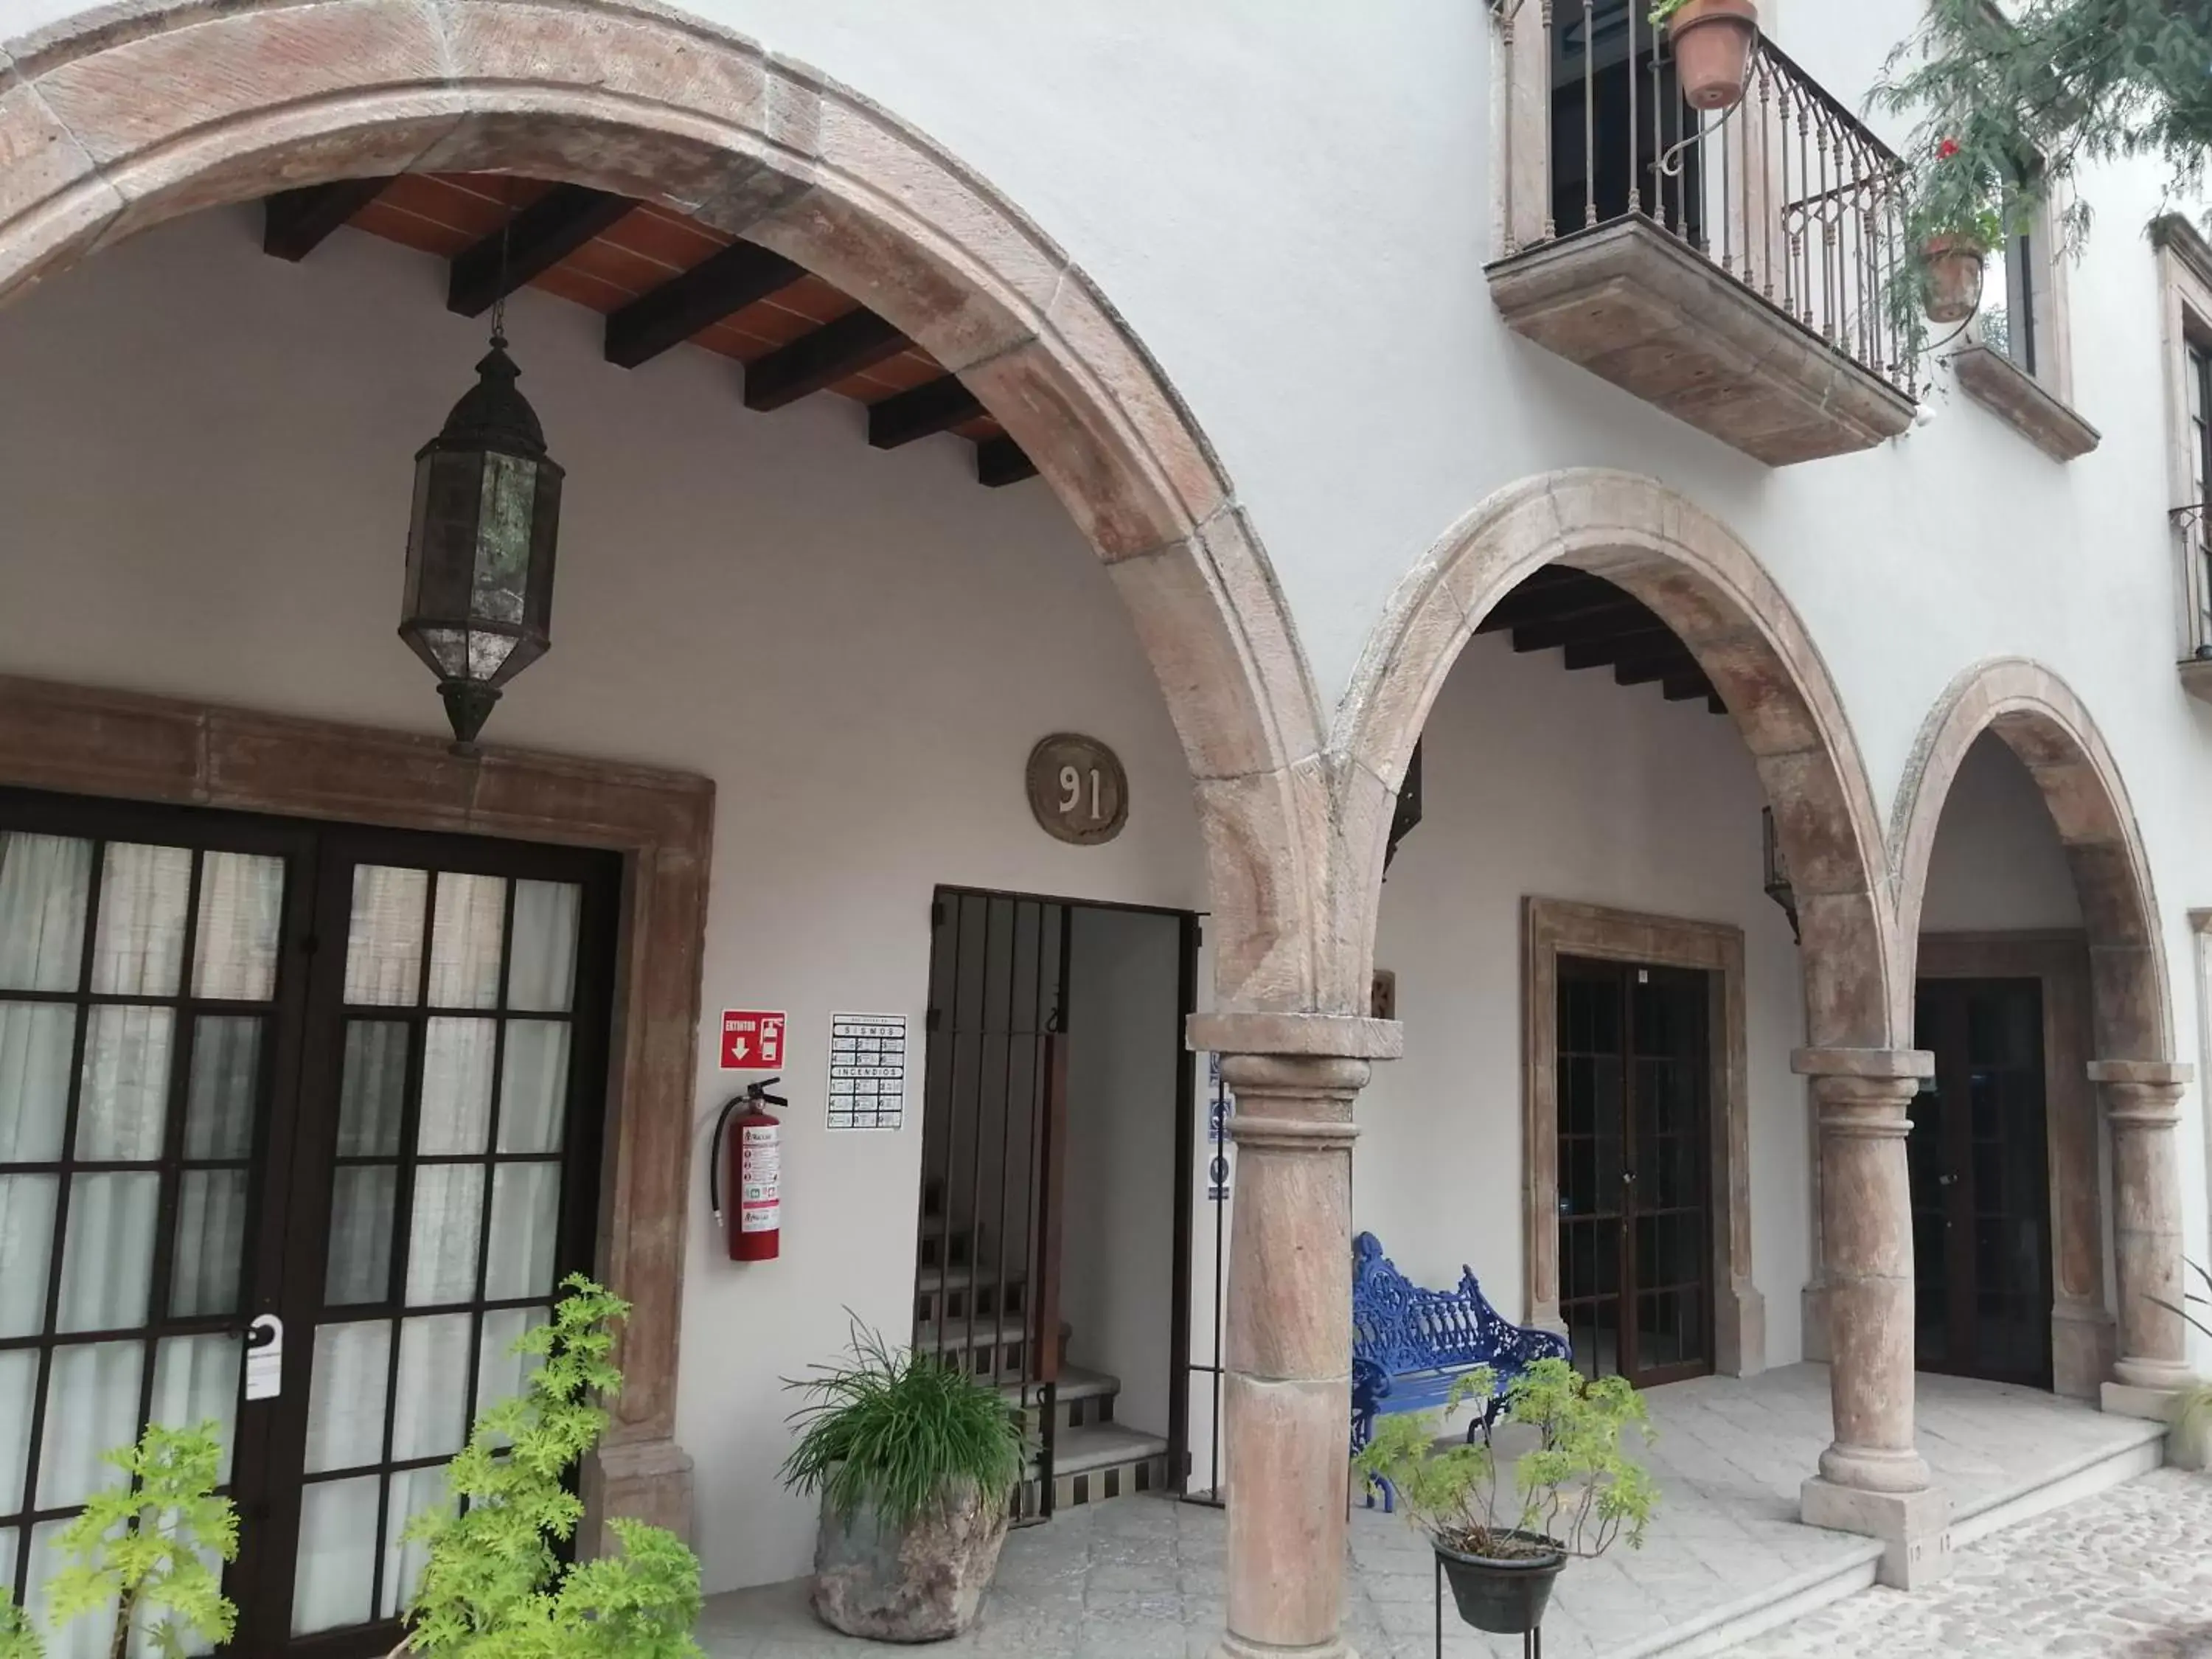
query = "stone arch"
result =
(1892, 658, 2171, 1062)
(0, 0, 1326, 1017)
(1333, 468, 1902, 1050)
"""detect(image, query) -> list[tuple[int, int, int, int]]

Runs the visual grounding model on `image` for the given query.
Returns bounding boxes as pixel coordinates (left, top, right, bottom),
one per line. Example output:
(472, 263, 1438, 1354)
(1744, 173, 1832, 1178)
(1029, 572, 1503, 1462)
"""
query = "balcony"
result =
(1486, 10, 1919, 465)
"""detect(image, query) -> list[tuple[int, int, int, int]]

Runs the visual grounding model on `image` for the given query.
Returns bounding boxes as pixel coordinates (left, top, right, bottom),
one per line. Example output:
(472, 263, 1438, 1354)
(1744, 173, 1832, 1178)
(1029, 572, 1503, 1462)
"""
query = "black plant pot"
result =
(1435, 1532, 1568, 1635)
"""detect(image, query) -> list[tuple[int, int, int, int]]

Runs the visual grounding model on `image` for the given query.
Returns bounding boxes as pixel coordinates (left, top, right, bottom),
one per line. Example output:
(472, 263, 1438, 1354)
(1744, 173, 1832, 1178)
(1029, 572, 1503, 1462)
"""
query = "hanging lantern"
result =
(400, 329, 562, 749)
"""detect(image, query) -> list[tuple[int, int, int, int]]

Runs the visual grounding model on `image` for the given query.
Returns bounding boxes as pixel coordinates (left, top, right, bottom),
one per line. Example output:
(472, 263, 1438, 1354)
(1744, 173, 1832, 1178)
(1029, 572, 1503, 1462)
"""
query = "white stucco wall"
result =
(1357, 631, 1809, 1366)
(1919, 734, 2084, 934)
(0, 208, 1211, 1592)
(1061, 905, 1183, 1441)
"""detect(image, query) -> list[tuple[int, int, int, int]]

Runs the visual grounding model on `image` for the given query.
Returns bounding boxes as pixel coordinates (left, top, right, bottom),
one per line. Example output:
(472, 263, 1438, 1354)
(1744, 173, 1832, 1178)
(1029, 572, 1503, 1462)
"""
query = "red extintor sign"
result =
(720, 1010, 787, 1071)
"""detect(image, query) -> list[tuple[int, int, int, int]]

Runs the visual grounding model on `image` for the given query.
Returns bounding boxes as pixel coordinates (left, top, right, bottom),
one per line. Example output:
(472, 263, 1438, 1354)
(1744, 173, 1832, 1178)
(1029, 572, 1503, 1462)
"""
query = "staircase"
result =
(1007, 1366, 1173, 1520)
(913, 1181, 1172, 1519)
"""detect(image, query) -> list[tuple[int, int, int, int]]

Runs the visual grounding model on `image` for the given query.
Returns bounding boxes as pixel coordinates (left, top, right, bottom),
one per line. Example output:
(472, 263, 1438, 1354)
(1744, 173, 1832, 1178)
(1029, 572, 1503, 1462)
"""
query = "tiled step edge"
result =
(1603, 1543, 1884, 1659)
(1950, 1420, 2166, 1546)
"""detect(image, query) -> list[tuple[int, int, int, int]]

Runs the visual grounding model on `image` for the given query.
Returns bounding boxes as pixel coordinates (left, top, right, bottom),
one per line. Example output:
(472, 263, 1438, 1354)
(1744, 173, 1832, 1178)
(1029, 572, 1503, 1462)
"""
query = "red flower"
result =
(1937, 137, 1961, 159)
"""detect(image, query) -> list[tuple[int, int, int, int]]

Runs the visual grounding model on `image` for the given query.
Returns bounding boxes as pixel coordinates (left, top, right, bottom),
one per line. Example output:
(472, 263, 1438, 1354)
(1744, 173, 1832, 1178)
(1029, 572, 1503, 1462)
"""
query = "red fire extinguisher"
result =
(710, 1079, 785, 1261)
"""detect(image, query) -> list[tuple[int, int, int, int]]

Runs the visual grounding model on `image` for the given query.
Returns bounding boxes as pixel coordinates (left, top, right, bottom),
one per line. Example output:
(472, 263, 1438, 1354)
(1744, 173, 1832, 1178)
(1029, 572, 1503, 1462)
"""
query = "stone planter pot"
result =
(1435, 1531, 1569, 1636)
(809, 1484, 1011, 1642)
(1666, 0, 1759, 112)
(1922, 234, 1988, 324)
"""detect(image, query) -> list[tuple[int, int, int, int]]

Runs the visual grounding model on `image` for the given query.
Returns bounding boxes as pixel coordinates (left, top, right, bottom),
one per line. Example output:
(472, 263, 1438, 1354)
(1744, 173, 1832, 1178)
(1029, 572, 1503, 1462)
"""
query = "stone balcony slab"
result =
(1486, 218, 1917, 467)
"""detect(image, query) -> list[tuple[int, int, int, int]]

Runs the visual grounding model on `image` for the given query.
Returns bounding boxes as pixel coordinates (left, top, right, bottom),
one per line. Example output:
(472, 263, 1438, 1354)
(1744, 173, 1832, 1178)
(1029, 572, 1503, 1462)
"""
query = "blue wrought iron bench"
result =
(1350, 1231, 1571, 1511)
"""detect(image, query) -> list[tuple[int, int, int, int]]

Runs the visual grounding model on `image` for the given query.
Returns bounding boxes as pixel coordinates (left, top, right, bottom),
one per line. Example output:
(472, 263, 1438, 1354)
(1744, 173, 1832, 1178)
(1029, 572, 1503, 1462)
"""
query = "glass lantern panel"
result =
(473, 453, 537, 625)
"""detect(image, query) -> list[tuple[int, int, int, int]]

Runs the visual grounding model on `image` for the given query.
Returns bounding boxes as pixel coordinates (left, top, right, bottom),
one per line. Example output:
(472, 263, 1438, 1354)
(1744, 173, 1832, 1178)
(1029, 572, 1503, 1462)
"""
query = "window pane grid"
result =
(306, 867, 577, 1635)
(1, 836, 279, 1604)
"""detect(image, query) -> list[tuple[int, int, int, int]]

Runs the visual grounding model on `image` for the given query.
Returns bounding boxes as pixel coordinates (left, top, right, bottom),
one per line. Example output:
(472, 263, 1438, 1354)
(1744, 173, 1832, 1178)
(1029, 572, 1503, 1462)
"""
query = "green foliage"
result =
(1352, 1358, 1658, 1562)
(399, 1275, 703, 1659)
(779, 1322, 1029, 1530)
(0, 1591, 41, 1659)
(1872, 0, 2212, 349)
(1648, 0, 1693, 21)
(39, 1422, 238, 1659)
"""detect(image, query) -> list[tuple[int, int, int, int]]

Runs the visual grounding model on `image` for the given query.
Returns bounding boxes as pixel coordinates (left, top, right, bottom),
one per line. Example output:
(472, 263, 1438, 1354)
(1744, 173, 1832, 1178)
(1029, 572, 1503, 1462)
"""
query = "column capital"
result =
(1792, 1047, 1935, 1082)
(1189, 1011, 1402, 1060)
(2090, 1060, 2191, 1127)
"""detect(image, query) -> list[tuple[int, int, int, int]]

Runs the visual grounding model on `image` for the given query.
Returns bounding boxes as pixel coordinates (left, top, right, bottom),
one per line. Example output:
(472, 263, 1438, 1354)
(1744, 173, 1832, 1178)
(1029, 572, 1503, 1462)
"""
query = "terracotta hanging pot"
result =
(1666, 0, 1760, 112)
(1921, 234, 1987, 324)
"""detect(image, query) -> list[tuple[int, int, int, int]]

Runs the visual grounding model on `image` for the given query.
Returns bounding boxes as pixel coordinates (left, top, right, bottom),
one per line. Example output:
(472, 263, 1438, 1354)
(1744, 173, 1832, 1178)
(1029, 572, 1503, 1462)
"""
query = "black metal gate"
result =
(916, 891, 1071, 1522)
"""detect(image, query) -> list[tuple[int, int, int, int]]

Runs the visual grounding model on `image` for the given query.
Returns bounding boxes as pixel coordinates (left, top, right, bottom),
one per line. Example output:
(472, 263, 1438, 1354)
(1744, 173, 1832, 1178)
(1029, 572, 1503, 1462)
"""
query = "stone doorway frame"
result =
(0, 672, 713, 1543)
(1522, 897, 1762, 1377)
(1913, 930, 2109, 1400)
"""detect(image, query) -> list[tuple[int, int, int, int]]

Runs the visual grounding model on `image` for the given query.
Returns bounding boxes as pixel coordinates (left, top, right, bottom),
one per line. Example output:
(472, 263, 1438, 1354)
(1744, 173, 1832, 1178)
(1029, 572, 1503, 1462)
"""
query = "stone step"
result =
(1011, 1422, 1172, 1519)
(999, 1366, 1119, 1434)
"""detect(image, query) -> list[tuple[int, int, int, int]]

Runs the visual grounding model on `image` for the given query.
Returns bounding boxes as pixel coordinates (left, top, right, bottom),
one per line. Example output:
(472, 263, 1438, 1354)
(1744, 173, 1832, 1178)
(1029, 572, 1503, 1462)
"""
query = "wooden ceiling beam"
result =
(448, 185, 636, 318)
(1475, 573, 1638, 635)
(975, 436, 1038, 487)
(1615, 650, 1702, 688)
(1708, 693, 1729, 714)
(1663, 672, 1717, 703)
(743, 309, 908, 411)
(606, 239, 804, 368)
(263, 178, 393, 261)
(1558, 624, 1681, 672)
(869, 375, 985, 449)
(1515, 605, 1669, 655)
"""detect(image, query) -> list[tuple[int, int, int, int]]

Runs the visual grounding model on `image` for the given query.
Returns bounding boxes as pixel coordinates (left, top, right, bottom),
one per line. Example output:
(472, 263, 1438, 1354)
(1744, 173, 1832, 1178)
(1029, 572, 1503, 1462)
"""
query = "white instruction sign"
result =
(827, 1013, 906, 1132)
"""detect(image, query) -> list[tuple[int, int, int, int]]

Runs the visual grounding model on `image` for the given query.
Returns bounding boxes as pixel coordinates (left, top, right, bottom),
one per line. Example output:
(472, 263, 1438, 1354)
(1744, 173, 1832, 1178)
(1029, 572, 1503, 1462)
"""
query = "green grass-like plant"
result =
(1354, 1357, 1658, 1564)
(0, 1421, 238, 1659)
(396, 1274, 703, 1659)
(2149, 1258, 2212, 1464)
(779, 1323, 1028, 1528)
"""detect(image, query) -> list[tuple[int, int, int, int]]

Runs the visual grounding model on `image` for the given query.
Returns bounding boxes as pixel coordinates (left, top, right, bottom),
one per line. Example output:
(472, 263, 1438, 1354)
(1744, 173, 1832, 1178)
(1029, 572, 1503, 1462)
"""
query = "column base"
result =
(581, 1434, 695, 1558)
(1815, 1441, 1930, 1495)
(1212, 1635, 1360, 1659)
(2112, 1356, 2194, 1391)
(1801, 1478, 1952, 1589)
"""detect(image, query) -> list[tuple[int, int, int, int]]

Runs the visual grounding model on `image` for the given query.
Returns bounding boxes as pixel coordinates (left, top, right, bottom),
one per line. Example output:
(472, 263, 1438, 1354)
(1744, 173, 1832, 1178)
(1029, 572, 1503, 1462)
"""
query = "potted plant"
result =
(1650, 0, 1759, 113)
(781, 1325, 1029, 1642)
(2152, 1259, 2212, 1465)
(1353, 1357, 1658, 1638)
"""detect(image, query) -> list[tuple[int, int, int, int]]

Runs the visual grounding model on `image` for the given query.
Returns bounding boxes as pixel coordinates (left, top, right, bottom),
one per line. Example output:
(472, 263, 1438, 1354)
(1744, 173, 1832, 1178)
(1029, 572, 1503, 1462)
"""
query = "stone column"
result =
(1792, 1048, 1950, 1589)
(1189, 1013, 1396, 1659)
(2091, 1060, 2194, 1413)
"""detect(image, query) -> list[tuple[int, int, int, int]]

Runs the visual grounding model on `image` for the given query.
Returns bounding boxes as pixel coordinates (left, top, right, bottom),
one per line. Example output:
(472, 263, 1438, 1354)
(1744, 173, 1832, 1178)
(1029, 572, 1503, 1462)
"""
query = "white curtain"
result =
(0, 834, 91, 992)
(497, 1022, 570, 1153)
(192, 852, 283, 1002)
(291, 1477, 378, 1635)
(418, 1018, 495, 1155)
(36, 1340, 141, 1510)
(304, 1321, 389, 1475)
(344, 866, 428, 1006)
(484, 1164, 560, 1300)
(507, 881, 579, 1012)
(390, 1314, 470, 1459)
(428, 875, 504, 1009)
(89, 844, 189, 998)
(403, 1166, 483, 1307)
(181, 1017, 260, 1161)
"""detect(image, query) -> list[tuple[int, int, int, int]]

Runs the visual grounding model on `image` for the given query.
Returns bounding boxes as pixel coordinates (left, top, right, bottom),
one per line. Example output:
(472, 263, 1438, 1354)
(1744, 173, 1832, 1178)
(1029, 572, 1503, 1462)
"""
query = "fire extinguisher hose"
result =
(709, 1078, 786, 1225)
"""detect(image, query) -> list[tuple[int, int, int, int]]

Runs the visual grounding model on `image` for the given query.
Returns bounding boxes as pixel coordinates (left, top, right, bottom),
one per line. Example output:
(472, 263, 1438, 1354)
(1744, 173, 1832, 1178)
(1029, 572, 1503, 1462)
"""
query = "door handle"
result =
(1938, 1173, 1958, 1187)
(1621, 1170, 1636, 1184)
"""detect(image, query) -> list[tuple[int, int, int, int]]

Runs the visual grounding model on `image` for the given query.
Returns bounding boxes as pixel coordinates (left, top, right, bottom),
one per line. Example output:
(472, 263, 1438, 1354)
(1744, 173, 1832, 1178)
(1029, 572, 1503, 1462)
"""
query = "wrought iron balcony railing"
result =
(1501, 4, 1921, 406)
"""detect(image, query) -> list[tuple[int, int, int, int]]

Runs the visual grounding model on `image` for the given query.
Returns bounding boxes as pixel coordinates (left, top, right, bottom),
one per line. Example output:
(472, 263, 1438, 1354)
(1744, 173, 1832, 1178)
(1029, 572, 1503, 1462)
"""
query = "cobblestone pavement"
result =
(1727, 1469, 2212, 1658)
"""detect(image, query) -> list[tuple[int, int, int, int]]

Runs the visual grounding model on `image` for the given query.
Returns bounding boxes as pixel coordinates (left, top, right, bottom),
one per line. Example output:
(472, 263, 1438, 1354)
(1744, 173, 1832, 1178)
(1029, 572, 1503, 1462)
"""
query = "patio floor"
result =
(695, 1363, 2166, 1659)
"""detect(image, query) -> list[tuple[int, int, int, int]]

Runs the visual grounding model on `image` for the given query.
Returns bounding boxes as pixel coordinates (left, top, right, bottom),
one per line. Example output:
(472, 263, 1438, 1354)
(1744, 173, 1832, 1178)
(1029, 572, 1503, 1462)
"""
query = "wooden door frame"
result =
(0, 674, 714, 1546)
(1523, 897, 1762, 1376)
(1916, 931, 2107, 1399)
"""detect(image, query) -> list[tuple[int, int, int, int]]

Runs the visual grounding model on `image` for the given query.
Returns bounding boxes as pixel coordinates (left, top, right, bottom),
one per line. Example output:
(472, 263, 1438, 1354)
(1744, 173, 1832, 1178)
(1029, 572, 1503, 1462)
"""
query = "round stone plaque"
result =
(1026, 734, 1128, 846)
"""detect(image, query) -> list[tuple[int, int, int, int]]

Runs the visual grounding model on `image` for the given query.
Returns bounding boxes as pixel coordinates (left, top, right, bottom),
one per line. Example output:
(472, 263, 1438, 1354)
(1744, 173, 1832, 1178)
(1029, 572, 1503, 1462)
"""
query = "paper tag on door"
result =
(244, 1313, 283, 1402)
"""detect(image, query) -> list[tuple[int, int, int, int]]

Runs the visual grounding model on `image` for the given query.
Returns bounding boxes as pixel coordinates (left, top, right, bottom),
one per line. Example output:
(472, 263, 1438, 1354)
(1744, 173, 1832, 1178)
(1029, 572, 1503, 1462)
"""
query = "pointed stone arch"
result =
(0, 0, 1328, 1019)
(1333, 468, 1901, 1051)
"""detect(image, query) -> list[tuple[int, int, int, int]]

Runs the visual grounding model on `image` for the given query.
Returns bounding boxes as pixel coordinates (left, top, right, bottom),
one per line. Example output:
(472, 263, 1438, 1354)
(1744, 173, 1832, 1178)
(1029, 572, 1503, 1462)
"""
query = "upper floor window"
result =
(2151, 215, 2212, 678)
(1548, 3, 1703, 243)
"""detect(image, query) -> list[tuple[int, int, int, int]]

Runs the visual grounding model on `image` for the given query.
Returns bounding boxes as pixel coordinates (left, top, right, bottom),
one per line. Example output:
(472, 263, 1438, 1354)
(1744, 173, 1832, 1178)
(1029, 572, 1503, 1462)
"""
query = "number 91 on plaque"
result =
(1025, 733, 1128, 846)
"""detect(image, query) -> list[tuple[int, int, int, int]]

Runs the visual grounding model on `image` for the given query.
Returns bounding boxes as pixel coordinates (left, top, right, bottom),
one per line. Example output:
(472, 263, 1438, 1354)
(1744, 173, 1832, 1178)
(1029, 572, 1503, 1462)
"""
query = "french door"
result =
(1555, 956, 1714, 1387)
(1908, 978, 2052, 1388)
(0, 787, 616, 1656)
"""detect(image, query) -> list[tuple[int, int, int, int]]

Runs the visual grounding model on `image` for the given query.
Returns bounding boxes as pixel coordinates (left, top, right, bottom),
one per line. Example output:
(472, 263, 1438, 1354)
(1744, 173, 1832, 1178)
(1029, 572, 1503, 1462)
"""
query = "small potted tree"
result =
(1651, 0, 1759, 113)
(781, 1326, 1029, 1642)
(1354, 1357, 1658, 1639)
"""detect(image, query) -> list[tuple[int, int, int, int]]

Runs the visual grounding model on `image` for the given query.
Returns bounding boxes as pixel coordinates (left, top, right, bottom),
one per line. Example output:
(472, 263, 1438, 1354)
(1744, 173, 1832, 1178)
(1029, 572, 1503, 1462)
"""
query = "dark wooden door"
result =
(1908, 978, 2052, 1388)
(0, 788, 617, 1657)
(1556, 956, 1714, 1386)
